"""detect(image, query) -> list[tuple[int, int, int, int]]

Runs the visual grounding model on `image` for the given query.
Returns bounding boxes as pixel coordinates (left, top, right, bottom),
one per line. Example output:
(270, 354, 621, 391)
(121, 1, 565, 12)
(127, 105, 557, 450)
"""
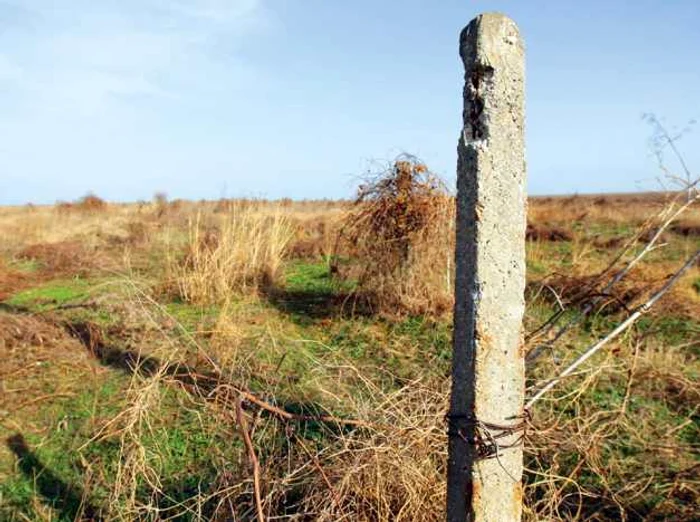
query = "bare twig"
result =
(526, 247, 700, 410)
(214, 383, 373, 429)
(236, 395, 265, 522)
(527, 183, 700, 365)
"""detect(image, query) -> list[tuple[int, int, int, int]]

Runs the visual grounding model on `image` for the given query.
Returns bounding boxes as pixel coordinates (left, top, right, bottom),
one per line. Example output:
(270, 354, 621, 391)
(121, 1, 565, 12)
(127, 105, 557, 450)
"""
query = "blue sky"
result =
(1, 0, 698, 204)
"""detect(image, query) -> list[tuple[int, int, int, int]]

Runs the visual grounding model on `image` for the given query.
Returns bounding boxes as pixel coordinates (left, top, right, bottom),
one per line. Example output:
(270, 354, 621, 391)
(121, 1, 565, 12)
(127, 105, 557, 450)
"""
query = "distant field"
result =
(1, 189, 698, 521)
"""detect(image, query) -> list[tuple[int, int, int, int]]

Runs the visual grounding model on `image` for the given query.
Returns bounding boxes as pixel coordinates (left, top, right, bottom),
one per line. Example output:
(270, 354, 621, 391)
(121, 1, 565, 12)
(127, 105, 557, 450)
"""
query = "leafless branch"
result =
(527, 150, 699, 365)
(526, 247, 700, 410)
(236, 395, 266, 522)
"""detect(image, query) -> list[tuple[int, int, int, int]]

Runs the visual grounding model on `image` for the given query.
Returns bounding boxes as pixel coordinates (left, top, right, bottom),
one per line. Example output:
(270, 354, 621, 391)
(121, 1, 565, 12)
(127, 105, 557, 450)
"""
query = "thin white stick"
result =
(527, 186, 699, 364)
(526, 247, 700, 410)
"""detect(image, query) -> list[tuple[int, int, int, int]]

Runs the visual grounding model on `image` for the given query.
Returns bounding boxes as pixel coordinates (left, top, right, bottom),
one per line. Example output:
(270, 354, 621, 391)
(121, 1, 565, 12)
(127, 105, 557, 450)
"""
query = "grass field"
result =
(0, 189, 698, 521)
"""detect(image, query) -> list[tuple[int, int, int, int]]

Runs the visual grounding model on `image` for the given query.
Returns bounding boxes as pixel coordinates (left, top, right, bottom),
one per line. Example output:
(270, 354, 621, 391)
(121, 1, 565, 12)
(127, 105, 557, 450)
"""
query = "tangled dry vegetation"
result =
(334, 155, 454, 316)
(0, 181, 698, 521)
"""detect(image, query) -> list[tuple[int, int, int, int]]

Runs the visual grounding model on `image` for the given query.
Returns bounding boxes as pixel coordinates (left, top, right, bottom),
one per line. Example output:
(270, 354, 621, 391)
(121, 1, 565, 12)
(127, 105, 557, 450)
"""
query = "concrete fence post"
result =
(447, 12, 527, 522)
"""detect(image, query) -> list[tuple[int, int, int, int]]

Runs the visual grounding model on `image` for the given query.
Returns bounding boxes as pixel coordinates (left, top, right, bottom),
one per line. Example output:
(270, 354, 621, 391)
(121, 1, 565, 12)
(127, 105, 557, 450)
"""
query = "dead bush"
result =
(526, 223, 574, 242)
(0, 312, 65, 350)
(335, 155, 454, 316)
(17, 241, 105, 276)
(53, 193, 107, 214)
(76, 193, 108, 212)
(540, 272, 648, 316)
(298, 383, 447, 521)
(671, 220, 700, 237)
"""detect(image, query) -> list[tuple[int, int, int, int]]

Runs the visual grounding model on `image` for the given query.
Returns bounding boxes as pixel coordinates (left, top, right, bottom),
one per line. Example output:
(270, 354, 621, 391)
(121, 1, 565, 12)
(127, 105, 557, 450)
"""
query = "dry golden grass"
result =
(170, 202, 294, 304)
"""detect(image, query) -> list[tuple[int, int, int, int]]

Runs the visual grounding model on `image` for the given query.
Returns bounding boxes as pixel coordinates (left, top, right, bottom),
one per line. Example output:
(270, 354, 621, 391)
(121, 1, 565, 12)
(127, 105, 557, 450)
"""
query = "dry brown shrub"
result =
(537, 262, 700, 320)
(539, 272, 645, 315)
(76, 193, 108, 212)
(17, 240, 106, 276)
(297, 383, 447, 522)
(55, 201, 75, 215)
(0, 312, 65, 350)
(53, 193, 107, 215)
(336, 155, 454, 316)
(526, 223, 574, 242)
(671, 220, 700, 237)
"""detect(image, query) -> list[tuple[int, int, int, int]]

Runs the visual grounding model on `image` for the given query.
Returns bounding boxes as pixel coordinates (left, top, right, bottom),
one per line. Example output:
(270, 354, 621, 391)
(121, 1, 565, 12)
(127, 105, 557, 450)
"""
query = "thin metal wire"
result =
(446, 412, 530, 482)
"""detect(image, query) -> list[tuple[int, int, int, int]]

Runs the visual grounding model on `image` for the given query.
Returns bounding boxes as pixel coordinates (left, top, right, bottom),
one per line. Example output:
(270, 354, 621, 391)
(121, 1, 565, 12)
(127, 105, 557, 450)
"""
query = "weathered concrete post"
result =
(447, 13, 527, 522)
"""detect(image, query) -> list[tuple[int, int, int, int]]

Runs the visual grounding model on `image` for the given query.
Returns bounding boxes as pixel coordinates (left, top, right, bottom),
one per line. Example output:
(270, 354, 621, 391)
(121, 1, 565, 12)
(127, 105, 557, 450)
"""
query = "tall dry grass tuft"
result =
(337, 155, 455, 316)
(173, 202, 294, 304)
(106, 373, 166, 520)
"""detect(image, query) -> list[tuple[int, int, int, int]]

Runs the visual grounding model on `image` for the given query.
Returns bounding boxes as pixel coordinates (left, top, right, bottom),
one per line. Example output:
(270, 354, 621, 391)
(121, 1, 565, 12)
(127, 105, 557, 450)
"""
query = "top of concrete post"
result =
(459, 13, 523, 69)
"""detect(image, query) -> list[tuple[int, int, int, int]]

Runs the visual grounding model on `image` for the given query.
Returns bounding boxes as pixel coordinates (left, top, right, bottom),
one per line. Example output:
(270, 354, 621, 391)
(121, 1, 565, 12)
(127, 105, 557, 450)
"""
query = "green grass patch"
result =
(636, 316, 700, 346)
(526, 257, 549, 277)
(0, 374, 127, 521)
(164, 301, 220, 332)
(0, 371, 240, 521)
(585, 222, 635, 238)
(285, 261, 334, 293)
(284, 260, 355, 294)
(6, 278, 97, 309)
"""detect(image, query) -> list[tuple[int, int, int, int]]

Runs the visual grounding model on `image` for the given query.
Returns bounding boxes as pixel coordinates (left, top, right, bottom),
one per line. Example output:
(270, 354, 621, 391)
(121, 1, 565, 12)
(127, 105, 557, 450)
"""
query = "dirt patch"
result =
(526, 223, 573, 242)
(671, 221, 700, 237)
